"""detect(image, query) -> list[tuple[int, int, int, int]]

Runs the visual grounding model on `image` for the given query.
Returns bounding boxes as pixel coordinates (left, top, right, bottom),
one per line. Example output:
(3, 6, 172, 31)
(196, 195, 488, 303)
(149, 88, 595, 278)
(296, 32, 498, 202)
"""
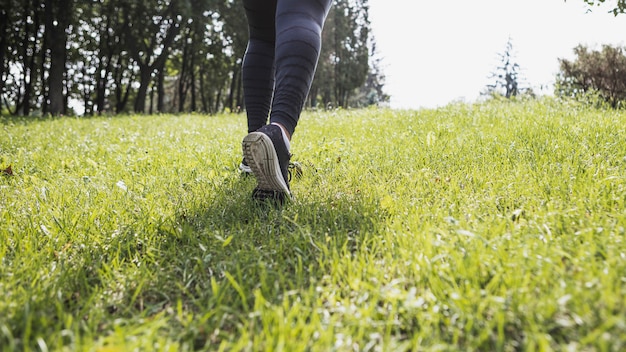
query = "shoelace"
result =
(287, 161, 303, 182)
(241, 157, 305, 182)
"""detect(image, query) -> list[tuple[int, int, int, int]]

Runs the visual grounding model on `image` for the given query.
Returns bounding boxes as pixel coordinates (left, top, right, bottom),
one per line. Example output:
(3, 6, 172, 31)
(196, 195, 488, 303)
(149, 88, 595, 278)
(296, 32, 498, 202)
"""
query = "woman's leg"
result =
(241, 0, 332, 202)
(241, 0, 277, 133)
(269, 0, 332, 138)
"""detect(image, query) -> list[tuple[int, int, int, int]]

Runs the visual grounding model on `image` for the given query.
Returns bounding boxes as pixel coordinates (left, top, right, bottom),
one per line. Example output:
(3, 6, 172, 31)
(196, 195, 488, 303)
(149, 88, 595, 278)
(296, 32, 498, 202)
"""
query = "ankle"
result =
(271, 122, 291, 150)
(271, 122, 291, 140)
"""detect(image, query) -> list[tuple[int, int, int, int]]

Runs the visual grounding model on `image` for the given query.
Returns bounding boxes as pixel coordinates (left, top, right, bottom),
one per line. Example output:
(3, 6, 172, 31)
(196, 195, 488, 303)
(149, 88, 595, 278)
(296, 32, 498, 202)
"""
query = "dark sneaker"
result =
(241, 158, 304, 180)
(242, 124, 292, 202)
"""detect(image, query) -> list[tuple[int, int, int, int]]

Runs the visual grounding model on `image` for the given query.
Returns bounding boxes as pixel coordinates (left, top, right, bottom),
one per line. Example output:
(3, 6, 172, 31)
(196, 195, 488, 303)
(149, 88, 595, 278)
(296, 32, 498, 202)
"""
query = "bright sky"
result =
(368, 0, 626, 109)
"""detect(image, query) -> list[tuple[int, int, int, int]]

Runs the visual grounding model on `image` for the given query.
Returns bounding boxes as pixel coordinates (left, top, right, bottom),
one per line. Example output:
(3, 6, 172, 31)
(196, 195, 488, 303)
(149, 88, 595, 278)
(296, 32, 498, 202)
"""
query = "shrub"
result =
(556, 44, 626, 108)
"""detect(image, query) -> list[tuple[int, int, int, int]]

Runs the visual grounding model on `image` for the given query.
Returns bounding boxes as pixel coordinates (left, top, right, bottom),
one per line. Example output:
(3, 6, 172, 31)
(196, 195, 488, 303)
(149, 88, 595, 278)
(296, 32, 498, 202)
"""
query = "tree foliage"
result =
(569, 0, 626, 15)
(0, 0, 385, 116)
(307, 0, 385, 109)
(556, 44, 626, 108)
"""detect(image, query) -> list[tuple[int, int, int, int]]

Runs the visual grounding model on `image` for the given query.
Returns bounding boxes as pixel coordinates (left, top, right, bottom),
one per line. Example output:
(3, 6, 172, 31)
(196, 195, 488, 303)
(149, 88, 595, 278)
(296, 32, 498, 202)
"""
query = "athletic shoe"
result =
(240, 157, 303, 179)
(239, 158, 252, 174)
(242, 124, 292, 203)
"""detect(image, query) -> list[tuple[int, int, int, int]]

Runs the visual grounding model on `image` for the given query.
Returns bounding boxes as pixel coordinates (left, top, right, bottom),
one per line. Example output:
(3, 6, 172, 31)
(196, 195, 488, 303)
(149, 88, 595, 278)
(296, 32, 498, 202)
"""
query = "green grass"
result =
(1, 98, 625, 351)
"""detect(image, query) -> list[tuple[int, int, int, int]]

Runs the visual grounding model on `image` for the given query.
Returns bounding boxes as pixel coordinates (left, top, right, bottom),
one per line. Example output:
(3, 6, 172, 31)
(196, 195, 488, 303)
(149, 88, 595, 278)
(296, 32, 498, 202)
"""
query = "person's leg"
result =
(242, 0, 332, 203)
(269, 0, 332, 138)
(242, 0, 277, 134)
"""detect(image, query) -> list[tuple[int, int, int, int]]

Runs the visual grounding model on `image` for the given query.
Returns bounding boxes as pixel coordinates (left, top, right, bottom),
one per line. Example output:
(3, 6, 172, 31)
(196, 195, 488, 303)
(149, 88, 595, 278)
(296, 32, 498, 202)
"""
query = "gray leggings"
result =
(242, 0, 332, 136)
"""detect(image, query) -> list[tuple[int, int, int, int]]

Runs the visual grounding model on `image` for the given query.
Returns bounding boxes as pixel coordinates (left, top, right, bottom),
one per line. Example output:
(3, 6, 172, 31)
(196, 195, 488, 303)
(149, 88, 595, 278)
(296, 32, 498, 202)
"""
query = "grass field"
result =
(1, 98, 625, 351)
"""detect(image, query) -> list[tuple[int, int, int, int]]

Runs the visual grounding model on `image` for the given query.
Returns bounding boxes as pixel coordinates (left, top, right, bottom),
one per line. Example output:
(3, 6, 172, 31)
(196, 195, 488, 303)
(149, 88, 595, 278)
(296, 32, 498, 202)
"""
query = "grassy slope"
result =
(1, 99, 625, 351)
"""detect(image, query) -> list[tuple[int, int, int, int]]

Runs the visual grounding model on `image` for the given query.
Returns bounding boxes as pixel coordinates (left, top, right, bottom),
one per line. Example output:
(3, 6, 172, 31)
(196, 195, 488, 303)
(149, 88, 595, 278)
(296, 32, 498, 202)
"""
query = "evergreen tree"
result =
(484, 38, 530, 99)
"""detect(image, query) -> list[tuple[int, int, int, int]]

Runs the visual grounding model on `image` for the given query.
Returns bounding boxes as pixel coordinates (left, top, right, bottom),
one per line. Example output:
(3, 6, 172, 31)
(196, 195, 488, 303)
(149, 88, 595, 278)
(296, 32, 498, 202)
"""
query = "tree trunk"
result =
(134, 66, 151, 113)
(82, 66, 91, 115)
(0, 8, 9, 103)
(113, 55, 132, 113)
(46, 0, 71, 115)
(19, 0, 36, 116)
(199, 70, 208, 113)
(149, 83, 154, 114)
(215, 90, 221, 113)
(128, 15, 180, 114)
(157, 65, 164, 113)
(39, 16, 49, 115)
(116, 81, 131, 114)
(235, 63, 242, 111)
(190, 54, 197, 112)
(178, 45, 188, 113)
(96, 48, 114, 115)
(95, 58, 108, 114)
(227, 61, 238, 111)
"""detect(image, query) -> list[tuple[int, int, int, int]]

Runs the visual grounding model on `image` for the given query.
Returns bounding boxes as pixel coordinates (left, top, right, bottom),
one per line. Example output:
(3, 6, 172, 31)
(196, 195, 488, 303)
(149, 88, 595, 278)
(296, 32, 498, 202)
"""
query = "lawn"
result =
(1, 98, 625, 351)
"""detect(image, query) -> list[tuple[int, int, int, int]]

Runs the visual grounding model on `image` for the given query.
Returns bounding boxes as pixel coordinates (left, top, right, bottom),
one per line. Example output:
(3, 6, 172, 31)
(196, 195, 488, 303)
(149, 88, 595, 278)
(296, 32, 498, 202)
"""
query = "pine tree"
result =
(484, 38, 529, 99)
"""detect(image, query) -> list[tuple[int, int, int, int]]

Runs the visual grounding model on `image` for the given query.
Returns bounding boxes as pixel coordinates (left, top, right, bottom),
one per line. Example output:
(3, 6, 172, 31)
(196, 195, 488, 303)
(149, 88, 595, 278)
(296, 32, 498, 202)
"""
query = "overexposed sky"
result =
(368, 0, 626, 109)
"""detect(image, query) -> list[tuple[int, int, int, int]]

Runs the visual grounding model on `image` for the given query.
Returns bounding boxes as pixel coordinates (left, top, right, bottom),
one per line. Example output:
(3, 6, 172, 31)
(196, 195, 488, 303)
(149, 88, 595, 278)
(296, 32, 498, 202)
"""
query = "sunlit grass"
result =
(1, 98, 625, 351)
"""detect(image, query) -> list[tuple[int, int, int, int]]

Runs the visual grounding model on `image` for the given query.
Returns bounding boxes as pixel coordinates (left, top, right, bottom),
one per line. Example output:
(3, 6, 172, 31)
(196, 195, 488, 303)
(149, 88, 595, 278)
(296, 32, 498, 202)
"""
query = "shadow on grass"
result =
(0, 172, 385, 350)
(167, 174, 385, 303)
(129, 174, 387, 346)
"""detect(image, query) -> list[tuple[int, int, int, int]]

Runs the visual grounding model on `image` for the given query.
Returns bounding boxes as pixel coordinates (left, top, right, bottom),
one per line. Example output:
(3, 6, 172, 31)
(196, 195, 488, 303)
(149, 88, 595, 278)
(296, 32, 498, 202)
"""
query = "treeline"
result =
(0, 0, 386, 116)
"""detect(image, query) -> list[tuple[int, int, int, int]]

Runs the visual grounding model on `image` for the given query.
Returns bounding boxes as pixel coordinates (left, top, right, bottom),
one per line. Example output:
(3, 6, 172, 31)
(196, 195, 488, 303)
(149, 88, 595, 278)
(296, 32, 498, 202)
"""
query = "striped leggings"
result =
(242, 0, 332, 136)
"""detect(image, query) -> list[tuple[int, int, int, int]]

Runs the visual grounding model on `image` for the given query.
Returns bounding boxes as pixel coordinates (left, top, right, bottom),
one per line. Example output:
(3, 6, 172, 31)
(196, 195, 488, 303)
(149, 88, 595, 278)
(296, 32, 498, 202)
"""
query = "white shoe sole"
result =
(242, 132, 291, 195)
(239, 162, 252, 174)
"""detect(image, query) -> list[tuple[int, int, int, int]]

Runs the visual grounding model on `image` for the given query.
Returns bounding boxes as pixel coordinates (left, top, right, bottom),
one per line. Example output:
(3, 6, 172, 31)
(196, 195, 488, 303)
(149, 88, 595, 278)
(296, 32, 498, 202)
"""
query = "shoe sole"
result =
(242, 132, 291, 196)
(239, 162, 252, 174)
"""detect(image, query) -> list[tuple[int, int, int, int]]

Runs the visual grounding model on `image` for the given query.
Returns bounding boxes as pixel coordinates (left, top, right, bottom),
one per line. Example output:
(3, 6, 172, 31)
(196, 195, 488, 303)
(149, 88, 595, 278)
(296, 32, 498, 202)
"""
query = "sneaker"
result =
(242, 124, 292, 202)
(239, 158, 252, 174)
(241, 158, 303, 179)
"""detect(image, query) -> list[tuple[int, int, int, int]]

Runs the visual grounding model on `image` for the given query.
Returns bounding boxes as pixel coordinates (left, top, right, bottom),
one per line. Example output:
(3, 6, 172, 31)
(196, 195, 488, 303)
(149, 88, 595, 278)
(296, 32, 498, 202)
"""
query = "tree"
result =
(556, 44, 626, 108)
(217, 0, 247, 112)
(354, 39, 388, 107)
(567, 0, 626, 15)
(1, 0, 73, 115)
(45, 0, 74, 115)
(0, 0, 384, 116)
(311, 0, 371, 108)
(0, 4, 9, 110)
(7, 0, 45, 116)
(72, 0, 129, 115)
(484, 38, 528, 99)
(122, 0, 182, 113)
